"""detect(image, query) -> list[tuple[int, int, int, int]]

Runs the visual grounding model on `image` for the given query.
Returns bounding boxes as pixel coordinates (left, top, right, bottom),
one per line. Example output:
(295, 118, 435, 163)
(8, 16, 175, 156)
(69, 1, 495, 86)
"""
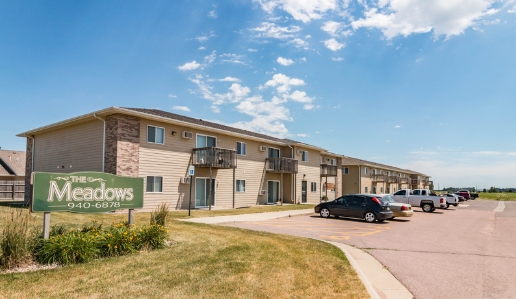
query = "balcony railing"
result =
(411, 179, 421, 185)
(399, 177, 409, 184)
(266, 158, 298, 173)
(192, 147, 237, 169)
(371, 174, 386, 182)
(387, 176, 398, 183)
(320, 164, 337, 177)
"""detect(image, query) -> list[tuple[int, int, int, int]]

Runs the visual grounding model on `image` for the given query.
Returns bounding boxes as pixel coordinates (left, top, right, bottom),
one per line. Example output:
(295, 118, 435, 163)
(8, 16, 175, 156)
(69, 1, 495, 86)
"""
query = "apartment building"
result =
(17, 107, 341, 210)
(341, 156, 432, 195)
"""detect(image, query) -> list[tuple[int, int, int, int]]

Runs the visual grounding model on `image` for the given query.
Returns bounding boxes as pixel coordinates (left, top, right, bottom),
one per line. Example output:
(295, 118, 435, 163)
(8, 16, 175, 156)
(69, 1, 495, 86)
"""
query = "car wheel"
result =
(442, 203, 449, 209)
(422, 203, 434, 212)
(320, 208, 330, 218)
(364, 212, 377, 223)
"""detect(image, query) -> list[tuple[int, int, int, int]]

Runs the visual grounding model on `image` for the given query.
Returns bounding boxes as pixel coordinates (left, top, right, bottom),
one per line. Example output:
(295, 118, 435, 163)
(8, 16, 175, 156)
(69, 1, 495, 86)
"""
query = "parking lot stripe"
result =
(493, 201, 505, 213)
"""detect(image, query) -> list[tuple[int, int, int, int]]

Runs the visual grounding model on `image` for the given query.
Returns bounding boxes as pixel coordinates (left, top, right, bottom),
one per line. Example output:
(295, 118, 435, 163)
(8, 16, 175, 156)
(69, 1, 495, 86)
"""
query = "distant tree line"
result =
(442, 187, 515, 193)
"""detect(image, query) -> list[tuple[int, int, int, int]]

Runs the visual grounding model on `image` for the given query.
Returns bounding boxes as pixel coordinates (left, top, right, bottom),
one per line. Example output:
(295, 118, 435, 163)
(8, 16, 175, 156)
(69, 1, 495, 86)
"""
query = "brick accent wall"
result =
(336, 157, 342, 197)
(24, 137, 33, 204)
(105, 114, 140, 177)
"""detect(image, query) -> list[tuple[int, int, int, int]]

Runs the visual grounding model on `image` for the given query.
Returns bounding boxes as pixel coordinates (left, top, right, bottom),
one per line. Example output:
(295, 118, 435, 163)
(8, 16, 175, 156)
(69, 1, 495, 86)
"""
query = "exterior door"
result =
(267, 181, 279, 204)
(301, 181, 307, 203)
(195, 178, 215, 207)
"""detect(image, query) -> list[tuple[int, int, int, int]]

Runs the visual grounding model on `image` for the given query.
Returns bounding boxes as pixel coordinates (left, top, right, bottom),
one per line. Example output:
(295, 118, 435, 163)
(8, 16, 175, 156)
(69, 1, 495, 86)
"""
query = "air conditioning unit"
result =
(180, 177, 191, 184)
(259, 145, 267, 151)
(297, 149, 304, 155)
(182, 131, 193, 139)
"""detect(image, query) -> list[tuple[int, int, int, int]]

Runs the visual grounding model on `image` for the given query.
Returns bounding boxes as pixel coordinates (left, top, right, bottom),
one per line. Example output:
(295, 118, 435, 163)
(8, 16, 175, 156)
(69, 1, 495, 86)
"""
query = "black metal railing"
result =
(192, 147, 237, 169)
(265, 158, 298, 173)
(320, 164, 337, 177)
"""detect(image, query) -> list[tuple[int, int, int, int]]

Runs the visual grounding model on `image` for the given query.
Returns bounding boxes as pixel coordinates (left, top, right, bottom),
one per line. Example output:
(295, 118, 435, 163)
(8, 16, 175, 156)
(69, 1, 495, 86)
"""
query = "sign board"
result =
(189, 165, 195, 176)
(32, 172, 144, 213)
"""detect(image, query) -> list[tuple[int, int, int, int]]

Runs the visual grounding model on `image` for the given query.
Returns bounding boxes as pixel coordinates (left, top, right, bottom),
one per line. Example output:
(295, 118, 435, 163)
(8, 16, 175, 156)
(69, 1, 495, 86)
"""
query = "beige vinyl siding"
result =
(342, 165, 360, 195)
(137, 119, 302, 210)
(33, 120, 104, 173)
(295, 147, 322, 204)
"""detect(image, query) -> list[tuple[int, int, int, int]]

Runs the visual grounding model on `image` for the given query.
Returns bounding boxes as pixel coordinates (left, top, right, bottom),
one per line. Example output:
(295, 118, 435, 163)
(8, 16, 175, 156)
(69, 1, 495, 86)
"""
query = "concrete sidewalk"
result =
(181, 209, 413, 299)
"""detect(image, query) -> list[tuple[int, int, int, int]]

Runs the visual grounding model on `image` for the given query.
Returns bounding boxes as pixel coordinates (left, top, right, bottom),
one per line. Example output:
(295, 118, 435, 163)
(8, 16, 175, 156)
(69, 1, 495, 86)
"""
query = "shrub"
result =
(150, 203, 169, 226)
(98, 222, 137, 257)
(135, 224, 168, 250)
(35, 231, 99, 265)
(0, 209, 36, 269)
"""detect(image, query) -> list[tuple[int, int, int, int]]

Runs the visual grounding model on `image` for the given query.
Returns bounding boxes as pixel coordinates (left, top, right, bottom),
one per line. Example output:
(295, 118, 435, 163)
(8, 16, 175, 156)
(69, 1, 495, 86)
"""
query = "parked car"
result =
(379, 194, 414, 218)
(438, 193, 460, 208)
(314, 194, 394, 223)
(455, 190, 471, 200)
(392, 189, 447, 212)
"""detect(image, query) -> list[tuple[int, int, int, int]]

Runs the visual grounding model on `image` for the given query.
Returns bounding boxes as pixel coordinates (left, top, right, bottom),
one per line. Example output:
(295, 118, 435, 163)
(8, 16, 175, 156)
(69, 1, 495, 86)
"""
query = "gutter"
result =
(93, 113, 106, 172)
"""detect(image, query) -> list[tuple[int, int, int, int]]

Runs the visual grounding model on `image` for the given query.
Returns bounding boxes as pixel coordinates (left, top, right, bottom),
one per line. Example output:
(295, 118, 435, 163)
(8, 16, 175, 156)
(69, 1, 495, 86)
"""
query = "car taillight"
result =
(401, 205, 408, 211)
(440, 198, 445, 203)
(372, 197, 381, 204)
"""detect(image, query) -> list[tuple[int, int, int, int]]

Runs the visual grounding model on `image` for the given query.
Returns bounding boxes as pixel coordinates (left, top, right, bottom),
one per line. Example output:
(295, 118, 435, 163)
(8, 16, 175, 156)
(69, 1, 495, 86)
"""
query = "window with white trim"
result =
(364, 167, 368, 175)
(301, 151, 308, 162)
(343, 167, 349, 174)
(236, 142, 246, 156)
(146, 176, 163, 193)
(330, 159, 336, 165)
(372, 186, 377, 194)
(373, 169, 377, 175)
(364, 186, 368, 193)
(311, 182, 317, 192)
(147, 126, 164, 144)
(236, 180, 245, 192)
(196, 134, 216, 148)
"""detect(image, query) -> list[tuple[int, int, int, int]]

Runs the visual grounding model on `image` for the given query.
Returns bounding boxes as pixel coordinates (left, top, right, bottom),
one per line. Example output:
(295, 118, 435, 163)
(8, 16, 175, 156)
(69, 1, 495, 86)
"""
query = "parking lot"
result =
(224, 200, 516, 299)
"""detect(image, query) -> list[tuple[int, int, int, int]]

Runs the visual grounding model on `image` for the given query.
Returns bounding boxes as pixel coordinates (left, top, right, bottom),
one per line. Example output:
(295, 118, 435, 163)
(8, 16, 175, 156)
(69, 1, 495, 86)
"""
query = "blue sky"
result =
(1, 0, 515, 189)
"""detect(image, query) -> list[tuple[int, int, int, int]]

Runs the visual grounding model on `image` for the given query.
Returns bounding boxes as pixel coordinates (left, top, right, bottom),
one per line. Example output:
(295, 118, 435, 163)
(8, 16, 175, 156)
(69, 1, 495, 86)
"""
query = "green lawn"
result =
(478, 192, 516, 201)
(0, 205, 368, 299)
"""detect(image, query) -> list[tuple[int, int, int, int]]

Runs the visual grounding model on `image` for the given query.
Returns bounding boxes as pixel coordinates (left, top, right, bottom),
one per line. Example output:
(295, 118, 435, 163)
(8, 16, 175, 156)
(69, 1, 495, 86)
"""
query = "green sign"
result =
(32, 172, 144, 213)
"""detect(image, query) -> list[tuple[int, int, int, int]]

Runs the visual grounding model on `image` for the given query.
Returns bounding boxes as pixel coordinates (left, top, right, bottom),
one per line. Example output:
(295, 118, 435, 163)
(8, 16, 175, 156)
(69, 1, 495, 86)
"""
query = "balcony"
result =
(320, 164, 337, 177)
(411, 179, 421, 185)
(192, 147, 237, 169)
(266, 158, 298, 173)
(399, 177, 409, 184)
(387, 176, 398, 183)
(371, 174, 386, 182)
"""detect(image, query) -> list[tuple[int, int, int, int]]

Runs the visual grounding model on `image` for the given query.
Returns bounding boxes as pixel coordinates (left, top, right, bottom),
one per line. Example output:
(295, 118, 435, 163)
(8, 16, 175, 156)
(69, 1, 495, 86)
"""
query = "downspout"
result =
(93, 113, 106, 172)
(288, 144, 294, 204)
(358, 165, 361, 194)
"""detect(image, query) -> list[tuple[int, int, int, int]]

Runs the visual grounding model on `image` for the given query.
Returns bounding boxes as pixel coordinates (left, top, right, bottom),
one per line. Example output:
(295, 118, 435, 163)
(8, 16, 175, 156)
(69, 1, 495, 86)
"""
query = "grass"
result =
(0, 204, 368, 299)
(478, 192, 516, 201)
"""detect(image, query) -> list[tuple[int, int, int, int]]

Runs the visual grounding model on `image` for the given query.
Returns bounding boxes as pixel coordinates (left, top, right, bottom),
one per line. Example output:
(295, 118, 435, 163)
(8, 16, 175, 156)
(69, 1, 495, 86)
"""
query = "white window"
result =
(365, 186, 368, 193)
(380, 170, 383, 175)
(311, 182, 317, 192)
(196, 134, 216, 148)
(236, 180, 245, 192)
(373, 169, 377, 175)
(236, 142, 246, 156)
(301, 151, 308, 162)
(372, 186, 377, 194)
(146, 176, 163, 193)
(147, 126, 164, 144)
(364, 167, 368, 175)
(343, 167, 349, 175)
(330, 159, 336, 165)
(387, 171, 390, 176)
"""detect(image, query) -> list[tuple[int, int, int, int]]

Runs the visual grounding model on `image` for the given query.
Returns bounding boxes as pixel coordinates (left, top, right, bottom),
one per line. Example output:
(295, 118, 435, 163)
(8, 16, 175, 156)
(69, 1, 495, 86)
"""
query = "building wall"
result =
(342, 165, 359, 194)
(105, 114, 140, 177)
(294, 147, 323, 204)
(137, 118, 309, 210)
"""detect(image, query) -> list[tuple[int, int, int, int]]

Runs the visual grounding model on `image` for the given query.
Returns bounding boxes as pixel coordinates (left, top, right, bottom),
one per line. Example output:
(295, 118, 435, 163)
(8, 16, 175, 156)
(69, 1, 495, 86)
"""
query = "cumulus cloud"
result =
(351, 0, 500, 39)
(264, 73, 306, 93)
(251, 22, 302, 40)
(277, 57, 294, 66)
(321, 21, 343, 36)
(173, 106, 191, 112)
(324, 38, 345, 51)
(178, 60, 201, 71)
(218, 77, 241, 82)
(256, 0, 339, 23)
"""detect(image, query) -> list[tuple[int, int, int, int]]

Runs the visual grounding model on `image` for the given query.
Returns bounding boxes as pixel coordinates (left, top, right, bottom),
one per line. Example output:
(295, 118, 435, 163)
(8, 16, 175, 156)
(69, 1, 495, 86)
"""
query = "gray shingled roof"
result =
(341, 156, 420, 175)
(123, 107, 304, 145)
(0, 150, 26, 176)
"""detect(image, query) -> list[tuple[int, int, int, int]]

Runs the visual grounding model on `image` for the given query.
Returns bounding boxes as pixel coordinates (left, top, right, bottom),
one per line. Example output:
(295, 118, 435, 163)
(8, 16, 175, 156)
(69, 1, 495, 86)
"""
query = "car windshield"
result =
(379, 195, 396, 203)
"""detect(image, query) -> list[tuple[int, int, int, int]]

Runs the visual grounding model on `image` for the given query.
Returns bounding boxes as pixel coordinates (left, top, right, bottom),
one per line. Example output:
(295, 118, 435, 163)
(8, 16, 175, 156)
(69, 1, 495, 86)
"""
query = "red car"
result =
(455, 190, 471, 200)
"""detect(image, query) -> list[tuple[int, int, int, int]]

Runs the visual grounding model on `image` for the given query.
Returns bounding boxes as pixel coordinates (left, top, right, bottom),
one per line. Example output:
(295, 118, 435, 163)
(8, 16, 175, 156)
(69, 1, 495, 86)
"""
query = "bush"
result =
(150, 203, 169, 226)
(0, 209, 36, 269)
(34, 222, 168, 265)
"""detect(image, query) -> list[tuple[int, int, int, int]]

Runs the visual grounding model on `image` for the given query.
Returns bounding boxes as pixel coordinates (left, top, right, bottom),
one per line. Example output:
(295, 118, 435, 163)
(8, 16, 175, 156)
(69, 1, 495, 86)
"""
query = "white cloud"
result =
(248, 48, 258, 52)
(198, 46, 206, 50)
(219, 77, 241, 82)
(204, 51, 217, 65)
(288, 90, 312, 103)
(509, 5, 516, 13)
(251, 22, 302, 40)
(332, 57, 344, 61)
(277, 57, 294, 66)
(172, 106, 190, 112)
(324, 38, 345, 51)
(300, 57, 307, 62)
(208, 10, 217, 18)
(193, 31, 217, 42)
(168, 94, 177, 98)
(256, 0, 339, 23)
(220, 53, 246, 64)
(297, 133, 308, 137)
(178, 60, 201, 71)
(351, 0, 500, 39)
(264, 73, 306, 94)
(473, 151, 502, 155)
(395, 125, 401, 128)
(289, 38, 310, 48)
(321, 21, 343, 36)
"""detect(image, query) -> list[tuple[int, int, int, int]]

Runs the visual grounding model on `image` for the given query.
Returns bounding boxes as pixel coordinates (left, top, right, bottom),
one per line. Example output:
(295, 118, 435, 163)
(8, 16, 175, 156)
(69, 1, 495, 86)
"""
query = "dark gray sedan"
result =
(314, 194, 394, 223)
